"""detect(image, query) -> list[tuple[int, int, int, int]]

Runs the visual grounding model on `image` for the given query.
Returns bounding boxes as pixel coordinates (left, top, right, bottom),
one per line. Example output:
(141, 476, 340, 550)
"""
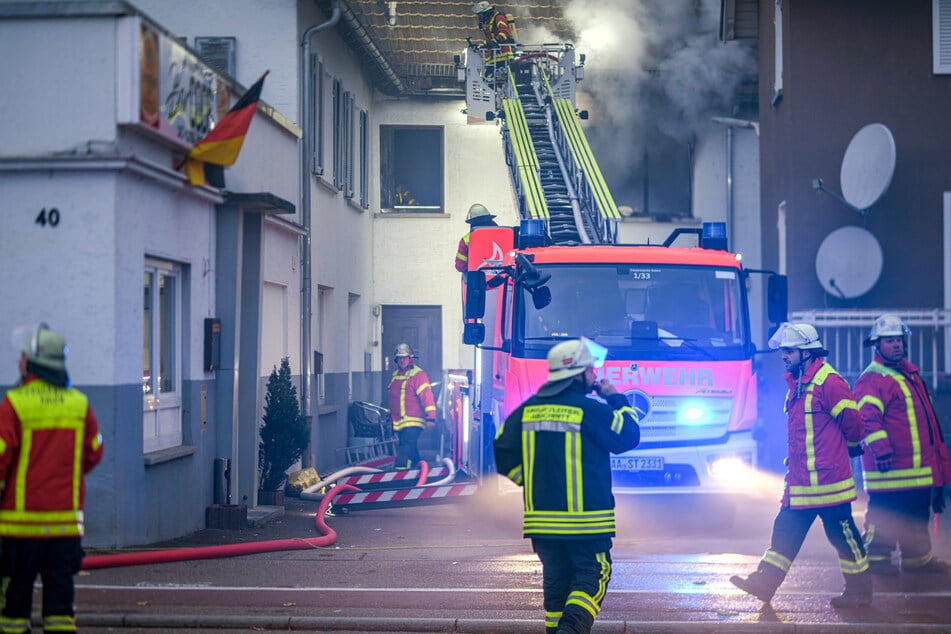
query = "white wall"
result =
(371, 97, 517, 371)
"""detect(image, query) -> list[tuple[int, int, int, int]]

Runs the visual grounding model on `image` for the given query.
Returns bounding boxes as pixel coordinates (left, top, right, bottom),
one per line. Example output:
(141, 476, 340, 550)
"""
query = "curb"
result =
(74, 614, 951, 632)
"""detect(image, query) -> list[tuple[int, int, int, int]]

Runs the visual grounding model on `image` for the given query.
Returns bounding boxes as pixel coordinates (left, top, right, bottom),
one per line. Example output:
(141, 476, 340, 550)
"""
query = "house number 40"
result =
(35, 208, 61, 227)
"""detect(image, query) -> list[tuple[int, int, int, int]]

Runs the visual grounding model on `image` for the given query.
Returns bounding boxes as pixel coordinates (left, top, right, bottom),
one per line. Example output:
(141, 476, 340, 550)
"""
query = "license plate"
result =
(611, 456, 665, 471)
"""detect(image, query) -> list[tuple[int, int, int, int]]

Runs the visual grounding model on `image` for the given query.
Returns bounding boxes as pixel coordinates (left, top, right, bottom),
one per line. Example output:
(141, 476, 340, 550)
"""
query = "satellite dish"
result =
(840, 123, 896, 210)
(815, 226, 883, 299)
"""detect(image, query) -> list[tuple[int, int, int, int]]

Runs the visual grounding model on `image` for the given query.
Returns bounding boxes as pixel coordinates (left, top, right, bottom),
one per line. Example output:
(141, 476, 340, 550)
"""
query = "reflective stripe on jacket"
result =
(782, 359, 864, 509)
(0, 377, 103, 537)
(387, 365, 437, 431)
(482, 11, 514, 63)
(455, 232, 470, 272)
(494, 383, 640, 538)
(854, 354, 951, 491)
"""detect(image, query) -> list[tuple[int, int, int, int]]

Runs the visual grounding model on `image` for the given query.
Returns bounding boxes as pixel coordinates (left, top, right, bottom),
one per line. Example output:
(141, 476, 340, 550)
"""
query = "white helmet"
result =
(472, 1, 493, 14)
(393, 343, 416, 359)
(768, 322, 824, 350)
(863, 314, 910, 347)
(545, 337, 606, 382)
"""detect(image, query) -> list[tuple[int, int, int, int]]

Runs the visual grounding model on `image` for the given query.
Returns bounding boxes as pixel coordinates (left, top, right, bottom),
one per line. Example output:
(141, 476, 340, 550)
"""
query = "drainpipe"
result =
(711, 116, 759, 252)
(300, 0, 341, 467)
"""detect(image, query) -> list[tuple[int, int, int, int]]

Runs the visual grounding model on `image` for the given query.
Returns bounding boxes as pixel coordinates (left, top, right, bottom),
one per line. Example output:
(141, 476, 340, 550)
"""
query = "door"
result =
(381, 305, 443, 403)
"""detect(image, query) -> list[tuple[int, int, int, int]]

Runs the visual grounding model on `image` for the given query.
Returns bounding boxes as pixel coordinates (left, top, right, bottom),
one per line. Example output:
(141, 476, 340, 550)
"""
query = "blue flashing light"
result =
(519, 219, 546, 248)
(701, 222, 728, 251)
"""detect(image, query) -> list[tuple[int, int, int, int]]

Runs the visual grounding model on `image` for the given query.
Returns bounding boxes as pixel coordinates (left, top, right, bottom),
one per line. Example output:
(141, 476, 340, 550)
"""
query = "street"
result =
(74, 473, 951, 632)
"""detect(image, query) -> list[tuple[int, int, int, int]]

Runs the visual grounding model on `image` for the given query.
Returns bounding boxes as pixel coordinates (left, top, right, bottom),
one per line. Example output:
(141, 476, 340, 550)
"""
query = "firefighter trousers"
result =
(761, 503, 867, 578)
(532, 537, 612, 634)
(864, 488, 933, 566)
(1, 537, 84, 633)
(394, 426, 423, 470)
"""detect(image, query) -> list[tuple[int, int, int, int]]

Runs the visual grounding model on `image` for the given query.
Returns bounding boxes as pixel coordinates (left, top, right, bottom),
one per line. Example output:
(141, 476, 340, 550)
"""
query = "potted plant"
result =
(258, 357, 310, 505)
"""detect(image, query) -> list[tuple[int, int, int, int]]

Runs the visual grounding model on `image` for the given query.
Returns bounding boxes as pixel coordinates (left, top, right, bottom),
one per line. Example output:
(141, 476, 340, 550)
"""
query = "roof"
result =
(316, 0, 573, 96)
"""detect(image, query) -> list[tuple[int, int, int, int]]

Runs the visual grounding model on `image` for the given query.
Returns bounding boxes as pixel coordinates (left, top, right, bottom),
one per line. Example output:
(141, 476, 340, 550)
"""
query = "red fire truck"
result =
(455, 221, 787, 495)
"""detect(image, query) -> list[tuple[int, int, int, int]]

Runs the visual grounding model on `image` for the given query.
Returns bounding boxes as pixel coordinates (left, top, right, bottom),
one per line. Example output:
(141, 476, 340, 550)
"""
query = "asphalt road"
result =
(71, 473, 951, 632)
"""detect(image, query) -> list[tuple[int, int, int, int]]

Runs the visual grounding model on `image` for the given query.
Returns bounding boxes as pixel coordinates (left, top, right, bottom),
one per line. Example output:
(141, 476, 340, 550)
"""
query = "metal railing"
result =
(788, 309, 951, 389)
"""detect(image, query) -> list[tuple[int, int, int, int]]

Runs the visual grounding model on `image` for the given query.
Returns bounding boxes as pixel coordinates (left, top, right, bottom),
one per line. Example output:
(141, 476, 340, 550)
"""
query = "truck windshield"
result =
(516, 263, 750, 361)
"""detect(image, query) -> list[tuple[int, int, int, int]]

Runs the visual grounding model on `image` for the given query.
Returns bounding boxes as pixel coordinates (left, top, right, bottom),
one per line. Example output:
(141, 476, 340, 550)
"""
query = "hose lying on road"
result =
(81, 484, 357, 570)
(301, 465, 384, 497)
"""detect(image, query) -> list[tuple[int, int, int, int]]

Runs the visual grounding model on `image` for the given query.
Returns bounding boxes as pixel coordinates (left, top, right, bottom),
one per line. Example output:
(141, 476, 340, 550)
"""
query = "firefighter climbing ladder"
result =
(466, 44, 621, 245)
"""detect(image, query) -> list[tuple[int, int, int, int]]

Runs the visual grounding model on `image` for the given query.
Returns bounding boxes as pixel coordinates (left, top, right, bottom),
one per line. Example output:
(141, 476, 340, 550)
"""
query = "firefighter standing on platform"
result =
(454, 203, 498, 273)
(731, 322, 872, 608)
(0, 324, 104, 633)
(854, 314, 951, 575)
(494, 338, 639, 634)
(387, 343, 436, 470)
(472, 2, 515, 78)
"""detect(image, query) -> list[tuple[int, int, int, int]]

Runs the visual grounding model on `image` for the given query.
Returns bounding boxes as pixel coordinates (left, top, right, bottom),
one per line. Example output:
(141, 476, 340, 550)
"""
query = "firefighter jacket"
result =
(388, 364, 437, 432)
(455, 219, 498, 273)
(853, 353, 951, 492)
(781, 358, 864, 509)
(494, 381, 640, 539)
(481, 10, 514, 63)
(0, 376, 103, 538)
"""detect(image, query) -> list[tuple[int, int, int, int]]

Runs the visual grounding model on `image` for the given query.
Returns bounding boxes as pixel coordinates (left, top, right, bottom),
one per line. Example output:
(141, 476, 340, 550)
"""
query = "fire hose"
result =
(81, 484, 357, 570)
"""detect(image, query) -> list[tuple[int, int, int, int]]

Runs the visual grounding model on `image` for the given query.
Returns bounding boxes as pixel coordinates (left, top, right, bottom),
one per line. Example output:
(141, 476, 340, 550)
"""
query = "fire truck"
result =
(451, 41, 788, 495)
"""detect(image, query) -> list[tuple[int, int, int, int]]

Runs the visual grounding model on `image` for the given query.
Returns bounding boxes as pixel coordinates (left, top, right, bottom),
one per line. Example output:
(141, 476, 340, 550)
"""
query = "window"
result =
(380, 126, 444, 212)
(143, 259, 183, 453)
(331, 87, 354, 196)
(332, 79, 342, 190)
(359, 109, 369, 209)
(934, 0, 951, 74)
(310, 54, 325, 175)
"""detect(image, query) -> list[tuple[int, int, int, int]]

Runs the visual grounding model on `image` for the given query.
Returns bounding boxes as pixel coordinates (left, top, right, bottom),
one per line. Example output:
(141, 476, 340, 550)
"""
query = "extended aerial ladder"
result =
(462, 43, 621, 245)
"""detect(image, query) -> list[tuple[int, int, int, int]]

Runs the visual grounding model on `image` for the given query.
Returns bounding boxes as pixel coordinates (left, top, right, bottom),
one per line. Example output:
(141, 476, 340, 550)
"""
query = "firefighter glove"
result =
(847, 442, 864, 458)
(933, 487, 946, 514)
(875, 453, 893, 473)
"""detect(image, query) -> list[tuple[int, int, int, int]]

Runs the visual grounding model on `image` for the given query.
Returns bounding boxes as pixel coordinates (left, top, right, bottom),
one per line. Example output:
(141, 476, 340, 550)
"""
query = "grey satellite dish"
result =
(815, 226, 883, 299)
(840, 123, 896, 210)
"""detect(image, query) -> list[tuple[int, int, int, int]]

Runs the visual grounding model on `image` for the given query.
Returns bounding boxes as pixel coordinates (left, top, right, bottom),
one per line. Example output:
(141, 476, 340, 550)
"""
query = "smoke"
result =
(518, 0, 758, 212)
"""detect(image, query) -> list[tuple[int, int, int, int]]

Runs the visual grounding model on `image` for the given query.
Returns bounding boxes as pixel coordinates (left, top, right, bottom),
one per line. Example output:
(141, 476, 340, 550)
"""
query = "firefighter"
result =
(0, 324, 104, 633)
(731, 322, 872, 608)
(454, 203, 498, 273)
(472, 1, 515, 80)
(494, 338, 640, 634)
(387, 343, 437, 470)
(854, 314, 951, 575)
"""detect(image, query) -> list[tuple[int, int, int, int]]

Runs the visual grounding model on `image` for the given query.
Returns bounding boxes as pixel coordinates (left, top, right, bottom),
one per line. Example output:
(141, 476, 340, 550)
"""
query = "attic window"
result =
(934, 0, 951, 73)
(194, 37, 236, 78)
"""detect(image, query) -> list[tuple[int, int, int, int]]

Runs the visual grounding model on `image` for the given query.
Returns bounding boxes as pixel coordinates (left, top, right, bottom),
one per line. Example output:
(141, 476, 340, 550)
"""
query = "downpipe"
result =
(82, 484, 357, 570)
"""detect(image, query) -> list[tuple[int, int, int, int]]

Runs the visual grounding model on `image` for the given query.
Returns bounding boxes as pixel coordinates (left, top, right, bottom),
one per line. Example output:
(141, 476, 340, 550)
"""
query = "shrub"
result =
(258, 357, 310, 492)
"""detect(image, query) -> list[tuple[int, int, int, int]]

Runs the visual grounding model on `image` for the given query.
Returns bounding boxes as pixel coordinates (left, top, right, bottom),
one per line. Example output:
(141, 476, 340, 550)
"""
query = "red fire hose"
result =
(82, 484, 358, 570)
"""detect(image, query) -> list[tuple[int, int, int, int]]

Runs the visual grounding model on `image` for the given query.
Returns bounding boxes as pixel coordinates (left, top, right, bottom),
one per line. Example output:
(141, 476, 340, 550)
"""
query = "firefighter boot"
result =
(830, 570, 873, 608)
(730, 564, 784, 603)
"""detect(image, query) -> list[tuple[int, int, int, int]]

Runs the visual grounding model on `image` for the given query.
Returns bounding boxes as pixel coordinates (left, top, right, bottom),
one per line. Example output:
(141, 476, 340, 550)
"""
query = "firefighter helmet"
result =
(394, 343, 416, 359)
(768, 322, 824, 350)
(14, 323, 68, 371)
(545, 337, 607, 382)
(466, 203, 495, 222)
(472, 1, 493, 15)
(863, 314, 911, 347)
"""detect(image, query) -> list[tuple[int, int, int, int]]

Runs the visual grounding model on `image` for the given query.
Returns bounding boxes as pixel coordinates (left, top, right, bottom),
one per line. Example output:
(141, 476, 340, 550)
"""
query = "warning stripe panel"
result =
(340, 467, 450, 486)
(334, 484, 478, 505)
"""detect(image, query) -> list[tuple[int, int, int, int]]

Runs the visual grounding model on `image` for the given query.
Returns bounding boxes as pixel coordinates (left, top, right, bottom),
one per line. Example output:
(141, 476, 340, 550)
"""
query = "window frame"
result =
(143, 258, 184, 453)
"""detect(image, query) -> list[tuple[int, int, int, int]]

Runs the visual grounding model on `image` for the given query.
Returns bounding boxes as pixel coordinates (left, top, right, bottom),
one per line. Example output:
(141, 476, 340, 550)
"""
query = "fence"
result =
(788, 309, 951, 389)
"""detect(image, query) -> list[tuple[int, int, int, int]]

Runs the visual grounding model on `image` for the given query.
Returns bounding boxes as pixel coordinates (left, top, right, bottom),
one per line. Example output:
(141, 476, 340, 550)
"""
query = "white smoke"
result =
(518, 0, 758, 212)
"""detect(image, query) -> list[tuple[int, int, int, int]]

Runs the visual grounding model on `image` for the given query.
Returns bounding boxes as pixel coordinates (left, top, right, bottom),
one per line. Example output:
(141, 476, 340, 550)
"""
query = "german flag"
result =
(185, 70, 269, 187)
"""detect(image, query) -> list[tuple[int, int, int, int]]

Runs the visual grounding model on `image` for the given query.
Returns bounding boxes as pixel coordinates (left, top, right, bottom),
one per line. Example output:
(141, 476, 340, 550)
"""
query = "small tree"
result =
(258, 357, 310, 492)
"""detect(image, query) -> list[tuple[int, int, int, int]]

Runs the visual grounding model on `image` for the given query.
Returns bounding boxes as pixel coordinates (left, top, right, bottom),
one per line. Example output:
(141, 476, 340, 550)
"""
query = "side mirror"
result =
(465, 271, 486, 320)
(463, 322, 486, 345)
(531, 285, 552, 310)
(767, 275, 788, 324)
